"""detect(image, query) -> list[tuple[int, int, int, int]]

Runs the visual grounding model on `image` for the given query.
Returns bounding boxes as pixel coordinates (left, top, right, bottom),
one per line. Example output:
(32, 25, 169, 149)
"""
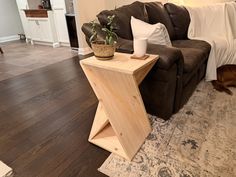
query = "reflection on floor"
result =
(0, 41, 77, 81)
(0, 56, 108, 177)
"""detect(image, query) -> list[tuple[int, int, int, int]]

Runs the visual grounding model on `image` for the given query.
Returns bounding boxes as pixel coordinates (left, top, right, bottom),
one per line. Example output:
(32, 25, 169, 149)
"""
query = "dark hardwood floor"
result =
(0, 56, 109, 177)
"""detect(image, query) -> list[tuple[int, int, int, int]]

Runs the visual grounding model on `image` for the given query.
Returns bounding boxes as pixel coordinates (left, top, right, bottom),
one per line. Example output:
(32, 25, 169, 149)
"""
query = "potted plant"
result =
(90, 15, 118, 60)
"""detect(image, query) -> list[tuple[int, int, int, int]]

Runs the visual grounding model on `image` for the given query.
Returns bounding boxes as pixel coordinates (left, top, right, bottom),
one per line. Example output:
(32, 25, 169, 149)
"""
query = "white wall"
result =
(115, 0, 233, 7)
(0, 0, 23, 42)
(74, 0, 115, 54)
(179, 0, 234, 6)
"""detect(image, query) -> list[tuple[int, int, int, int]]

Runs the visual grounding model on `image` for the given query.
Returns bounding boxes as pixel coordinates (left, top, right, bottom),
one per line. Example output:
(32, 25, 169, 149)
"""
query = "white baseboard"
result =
(30, 40, 60, 48)
(52, 42, 60, 48)
(0, 35, 20, 43)
(60, 42, 70, 47)
(78, 47, 93, 55)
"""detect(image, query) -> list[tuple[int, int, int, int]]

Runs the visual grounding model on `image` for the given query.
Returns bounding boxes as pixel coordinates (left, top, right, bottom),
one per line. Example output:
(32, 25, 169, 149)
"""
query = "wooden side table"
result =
(80, 53, 158, 161)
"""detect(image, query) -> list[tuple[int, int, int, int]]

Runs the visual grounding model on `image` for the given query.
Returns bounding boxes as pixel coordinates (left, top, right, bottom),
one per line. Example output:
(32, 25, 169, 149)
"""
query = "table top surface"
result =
(80, 53, 159, 74)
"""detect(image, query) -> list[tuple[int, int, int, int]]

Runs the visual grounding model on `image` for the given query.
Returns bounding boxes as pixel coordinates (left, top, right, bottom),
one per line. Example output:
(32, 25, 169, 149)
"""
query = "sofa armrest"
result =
(117, 38, 184, 71)
(147, 44, 183, 71)
(116, 38, 134, 54)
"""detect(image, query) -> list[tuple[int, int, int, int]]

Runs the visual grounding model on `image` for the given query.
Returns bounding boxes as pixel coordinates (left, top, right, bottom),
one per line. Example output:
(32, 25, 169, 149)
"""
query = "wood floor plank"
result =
(13, 103, 100, 177)
(0, 90, 96, 162)
(0, 57, 83, 111)
(0, 77, 92, 138)
(57, 145, 109, 177)
(0, 56, 109, 177)
(0, 41, 77, 82)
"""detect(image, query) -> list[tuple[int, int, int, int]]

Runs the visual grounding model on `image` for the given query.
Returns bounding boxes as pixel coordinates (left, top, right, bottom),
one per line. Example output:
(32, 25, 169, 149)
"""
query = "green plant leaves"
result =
(89, 15, 117, 45)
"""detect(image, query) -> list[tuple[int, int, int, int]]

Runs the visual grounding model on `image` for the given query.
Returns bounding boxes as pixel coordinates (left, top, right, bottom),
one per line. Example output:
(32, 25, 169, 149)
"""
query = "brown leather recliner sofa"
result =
(82, 1, 211, 120)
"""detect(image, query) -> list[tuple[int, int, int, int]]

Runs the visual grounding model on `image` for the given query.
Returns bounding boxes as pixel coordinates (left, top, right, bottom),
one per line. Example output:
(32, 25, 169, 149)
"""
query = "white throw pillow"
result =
(131, 16, 172, 46)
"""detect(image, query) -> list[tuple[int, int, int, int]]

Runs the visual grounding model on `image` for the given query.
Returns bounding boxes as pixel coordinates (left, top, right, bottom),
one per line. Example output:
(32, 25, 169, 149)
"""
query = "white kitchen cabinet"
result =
(16, 0, 28, 10)
(27, 11, 59, 47)
(28, 20, 40, 41)
(18, 10, 31, 41)
(53, 10, 69, 44)
(16, 0, 69, 47)
(16, 0, 31, 42)
(51, 0, 70, 45)
(39, 20, 54, 42)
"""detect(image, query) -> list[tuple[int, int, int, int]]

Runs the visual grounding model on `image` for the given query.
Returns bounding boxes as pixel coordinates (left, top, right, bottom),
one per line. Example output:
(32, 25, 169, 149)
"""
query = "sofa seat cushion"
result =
(172, 40, 211, 57)
(177, 47, 206, 73)
(97, 1, 148, 40)
(172, 40, 211, 73)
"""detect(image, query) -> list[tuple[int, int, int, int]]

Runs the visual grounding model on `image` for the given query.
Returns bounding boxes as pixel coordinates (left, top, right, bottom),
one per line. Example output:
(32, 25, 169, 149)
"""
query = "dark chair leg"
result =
(0, 47, 3, 54)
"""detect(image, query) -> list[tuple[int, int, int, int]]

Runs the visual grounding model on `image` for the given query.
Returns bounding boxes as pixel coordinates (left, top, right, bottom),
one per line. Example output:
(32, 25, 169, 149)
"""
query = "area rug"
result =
(0, 161, 13, 177)
(99, 81, 236, 177)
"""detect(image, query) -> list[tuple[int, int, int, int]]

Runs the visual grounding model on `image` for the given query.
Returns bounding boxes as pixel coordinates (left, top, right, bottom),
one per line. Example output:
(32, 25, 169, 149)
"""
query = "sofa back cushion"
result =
(97, 1, 148, 40)
(145, 2, 176, 40)
(164, 3, 190, 40)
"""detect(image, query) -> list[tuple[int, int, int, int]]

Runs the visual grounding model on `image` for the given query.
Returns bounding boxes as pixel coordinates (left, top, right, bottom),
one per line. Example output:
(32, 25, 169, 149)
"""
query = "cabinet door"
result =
(53, 10, 69, 43)
(16, 0, 29, 9)
(51, 0, 69, 43)
(38, 20, 53, 42)
(28, 20, 41, 41)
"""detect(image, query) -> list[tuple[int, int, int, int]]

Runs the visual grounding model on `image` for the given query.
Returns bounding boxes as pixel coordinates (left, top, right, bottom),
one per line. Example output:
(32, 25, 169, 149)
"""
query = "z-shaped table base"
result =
(80, 53, 158, 160)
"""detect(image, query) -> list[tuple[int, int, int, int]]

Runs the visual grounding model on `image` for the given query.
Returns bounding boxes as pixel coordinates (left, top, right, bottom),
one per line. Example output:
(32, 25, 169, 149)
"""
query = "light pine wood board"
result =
(81, 53, 158, 74)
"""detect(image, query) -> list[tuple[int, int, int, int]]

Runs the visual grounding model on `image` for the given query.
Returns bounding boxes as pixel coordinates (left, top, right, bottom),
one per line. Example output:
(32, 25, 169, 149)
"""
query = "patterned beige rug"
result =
(99, 81, 236, 177)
